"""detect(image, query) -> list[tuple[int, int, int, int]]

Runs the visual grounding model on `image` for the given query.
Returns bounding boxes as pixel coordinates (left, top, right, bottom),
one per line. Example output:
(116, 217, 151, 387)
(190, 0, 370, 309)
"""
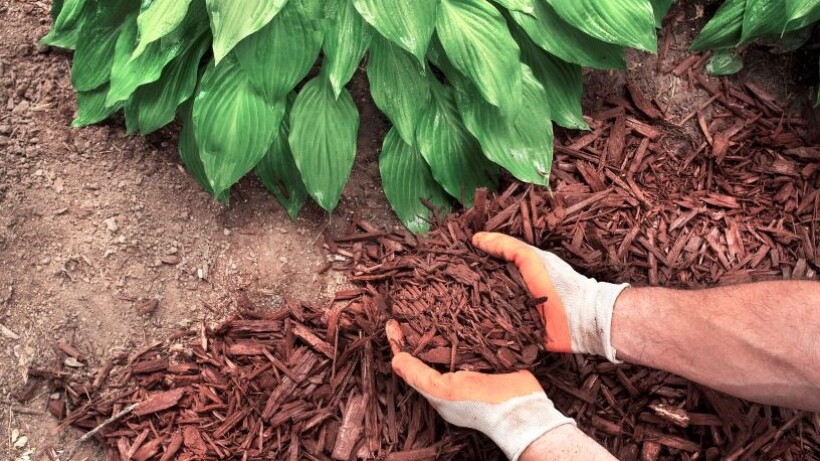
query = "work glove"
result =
(386, 321, 575, 461)
(472, 232, 629, 363)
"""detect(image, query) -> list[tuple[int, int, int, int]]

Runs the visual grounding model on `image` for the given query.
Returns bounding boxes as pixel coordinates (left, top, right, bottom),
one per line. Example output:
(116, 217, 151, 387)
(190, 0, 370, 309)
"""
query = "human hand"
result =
(386, 320, 574, 461)
(472, 232, 629, 363)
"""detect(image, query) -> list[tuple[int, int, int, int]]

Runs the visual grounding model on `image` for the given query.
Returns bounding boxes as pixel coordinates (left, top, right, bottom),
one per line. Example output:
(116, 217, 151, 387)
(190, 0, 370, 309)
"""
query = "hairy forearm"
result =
(611, 282, 820, 411)
(520, 425, 616, 461)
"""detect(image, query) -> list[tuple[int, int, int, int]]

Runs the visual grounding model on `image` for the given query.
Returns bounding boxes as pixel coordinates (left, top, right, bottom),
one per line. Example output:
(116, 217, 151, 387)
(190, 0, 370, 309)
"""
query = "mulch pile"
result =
(35, 53, 820, 460)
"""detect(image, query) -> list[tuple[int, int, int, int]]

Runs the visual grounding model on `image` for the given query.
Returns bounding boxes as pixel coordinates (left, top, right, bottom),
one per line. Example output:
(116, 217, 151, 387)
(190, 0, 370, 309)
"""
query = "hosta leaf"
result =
(323, 0, 372, 97)
(256, 101, 308, 220)
(234, 0, 323, 103)
(740, 0, 787, 44)
(511, 1, 626, 70)
(193, 57, 284, 196)
(51, 0, 64, 20)
(124, 33, 211, 134)
(352, 0, 437, 62)
(437, 0, 522, 118)
(206, 0, 288, 64)
(41, 0, 87, 49)
(289, 76, 360, 211)
(546, 0, 657, 52)
(516, 31, 587, 130)
(416, 82, 498, 206)
(71, 0, 138, 92)
(691, 0, 745, 50)
(132, 0, 193, 58)
(178, 101, 229, 203)
(785, 0, 820, 30)
(706, 50, 744, 76)
(368, 35, 431, 146)
(107, 1, 209, 106)
(380, 128, 451, 233)
(492, 0, 535, 15)
(456, 65, 553, 186)
(72, 84, 123, 127)
(649, 0, 675, 26)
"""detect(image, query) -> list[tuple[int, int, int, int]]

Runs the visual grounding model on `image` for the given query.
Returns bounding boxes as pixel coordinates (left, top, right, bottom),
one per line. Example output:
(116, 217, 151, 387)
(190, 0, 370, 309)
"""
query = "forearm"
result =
(611, 282, 820, 411)
(520, 425, 616, 461)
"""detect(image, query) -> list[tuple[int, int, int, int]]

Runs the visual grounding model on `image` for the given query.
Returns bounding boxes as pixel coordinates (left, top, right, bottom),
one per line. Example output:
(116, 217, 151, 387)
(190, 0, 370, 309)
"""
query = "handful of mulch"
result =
(386, 222, 545, 373)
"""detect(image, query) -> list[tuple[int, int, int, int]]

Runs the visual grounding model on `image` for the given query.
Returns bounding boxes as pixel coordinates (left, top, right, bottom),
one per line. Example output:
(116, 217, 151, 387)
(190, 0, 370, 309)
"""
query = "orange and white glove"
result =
(387, 321, 574, 461)
(472, 232, 629, 363)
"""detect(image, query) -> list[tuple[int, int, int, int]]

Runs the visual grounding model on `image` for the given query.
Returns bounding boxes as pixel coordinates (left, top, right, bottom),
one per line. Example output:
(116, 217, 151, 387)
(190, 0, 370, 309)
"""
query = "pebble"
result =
(161, 255, 180, 265)
(64, 357, 84, 368)
(104, 217, 118, 233)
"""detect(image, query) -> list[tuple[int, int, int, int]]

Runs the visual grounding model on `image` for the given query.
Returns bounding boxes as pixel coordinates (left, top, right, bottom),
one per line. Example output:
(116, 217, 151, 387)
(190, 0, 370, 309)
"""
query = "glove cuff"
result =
(569, 279, 629, 363)
(595, 282, 629, 363)
(485, 393, 576, 461)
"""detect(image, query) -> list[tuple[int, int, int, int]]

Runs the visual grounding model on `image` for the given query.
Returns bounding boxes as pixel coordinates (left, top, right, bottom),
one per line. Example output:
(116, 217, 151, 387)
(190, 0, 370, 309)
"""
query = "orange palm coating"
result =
(472, 232, 573, 353)
(391, 353, 543, 403)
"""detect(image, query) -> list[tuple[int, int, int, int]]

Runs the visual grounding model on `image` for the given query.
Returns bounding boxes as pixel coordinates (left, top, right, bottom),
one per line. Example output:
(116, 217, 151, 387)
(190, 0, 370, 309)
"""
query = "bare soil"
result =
(0, 1, 816, 460)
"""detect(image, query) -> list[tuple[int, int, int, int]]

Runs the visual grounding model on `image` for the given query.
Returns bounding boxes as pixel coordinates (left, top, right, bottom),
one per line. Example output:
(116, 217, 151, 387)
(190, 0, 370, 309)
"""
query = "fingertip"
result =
(385, 320, 404, 355)
(472, 232, 489, 247)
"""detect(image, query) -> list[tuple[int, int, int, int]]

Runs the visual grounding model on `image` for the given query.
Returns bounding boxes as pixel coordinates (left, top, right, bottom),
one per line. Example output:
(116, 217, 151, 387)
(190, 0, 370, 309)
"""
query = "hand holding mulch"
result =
(472, 232, 628, 363)
(386, 320, 576, 461)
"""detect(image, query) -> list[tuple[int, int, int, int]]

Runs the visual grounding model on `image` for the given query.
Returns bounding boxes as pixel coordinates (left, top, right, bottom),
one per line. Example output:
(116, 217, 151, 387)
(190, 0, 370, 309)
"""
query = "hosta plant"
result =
(692, 0, 820, 105)
(43, 0, 669, 232)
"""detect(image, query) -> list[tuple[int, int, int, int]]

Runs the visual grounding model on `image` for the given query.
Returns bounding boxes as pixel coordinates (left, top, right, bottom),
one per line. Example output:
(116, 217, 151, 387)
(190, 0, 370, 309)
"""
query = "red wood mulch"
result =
(36, 56, 820, 460)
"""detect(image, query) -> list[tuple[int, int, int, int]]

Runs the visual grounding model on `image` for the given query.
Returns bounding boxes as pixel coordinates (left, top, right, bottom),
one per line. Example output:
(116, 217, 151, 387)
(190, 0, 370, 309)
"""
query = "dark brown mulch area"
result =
(39, 55, 820, 460)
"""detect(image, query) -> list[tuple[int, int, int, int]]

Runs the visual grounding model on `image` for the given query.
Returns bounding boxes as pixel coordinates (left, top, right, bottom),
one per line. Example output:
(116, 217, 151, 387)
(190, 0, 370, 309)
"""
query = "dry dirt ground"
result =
(0, 1, 816, 460)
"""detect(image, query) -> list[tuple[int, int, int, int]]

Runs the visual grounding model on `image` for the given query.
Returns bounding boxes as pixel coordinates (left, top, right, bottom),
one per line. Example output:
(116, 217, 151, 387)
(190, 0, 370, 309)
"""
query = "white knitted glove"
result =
(472, 232, 629, 363)
(387, 321, 574, 461)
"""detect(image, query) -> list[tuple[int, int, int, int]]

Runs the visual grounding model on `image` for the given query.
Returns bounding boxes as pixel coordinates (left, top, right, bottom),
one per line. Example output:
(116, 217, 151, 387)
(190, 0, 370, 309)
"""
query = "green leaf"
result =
(193, 57, 284, 196)
(546, 0, 657, 52)
(785, 0, 820, 30)
(51, 0, 65, 20)
(323, 0, 372, 97)
(352, 0, 437, 63)
(456, 65, 553, 186)
(107, 1, 210, 106)
(71, 0, 138, 92)
(72, 84, 123, 127)
(256, 100, 309, 220)
(649, 0, 675, 26)
(124, 33, 211, 134)
(380, 128, 451, 233)
(516, 32, 588, 130)
(41, 0, 87, 49)
(416, 82, 498, 206)
(132, 0, 193, 58)
(706, 49, 744, 76)
(289, 76, 360, 211)
(206, 0, 288, 64)
(511, 1, 626, 70)
(740, 0, 787, 44)
(178, 101, 229, 203)
(691, 0, 745, 51)
(437, 0, 522, 118)
(234, 0, 323, 103)
(367, 35, 431, 146)
(492, 0, 535, 15)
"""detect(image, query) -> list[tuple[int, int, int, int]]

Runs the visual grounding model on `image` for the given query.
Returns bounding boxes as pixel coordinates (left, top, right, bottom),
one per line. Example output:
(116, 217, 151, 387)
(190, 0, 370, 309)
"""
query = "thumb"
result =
(391, 352, 443, 396)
